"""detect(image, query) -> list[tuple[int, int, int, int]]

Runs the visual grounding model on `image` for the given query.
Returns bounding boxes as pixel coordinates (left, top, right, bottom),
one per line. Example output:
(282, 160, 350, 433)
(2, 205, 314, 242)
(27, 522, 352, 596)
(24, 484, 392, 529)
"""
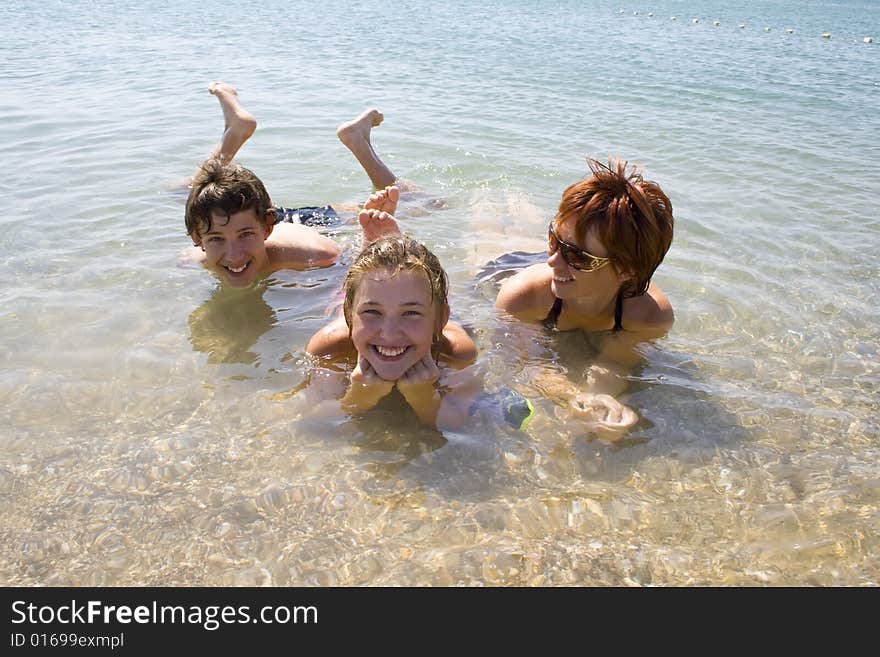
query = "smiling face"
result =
(195, 208, 273, 288)
(551, 159, 674, 300)
(349, 268, 441, 381)
(547, 219, 628, 305)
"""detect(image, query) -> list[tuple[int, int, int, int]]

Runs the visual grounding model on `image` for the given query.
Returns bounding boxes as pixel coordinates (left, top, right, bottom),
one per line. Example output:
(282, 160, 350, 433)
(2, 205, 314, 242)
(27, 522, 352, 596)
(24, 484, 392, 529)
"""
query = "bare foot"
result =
(337, 107, 399, 190)
(364, 185, 400, 215)
(359, 208, 401, 244)
(337, 108, 384, 149)
(209, 82, 256, 161)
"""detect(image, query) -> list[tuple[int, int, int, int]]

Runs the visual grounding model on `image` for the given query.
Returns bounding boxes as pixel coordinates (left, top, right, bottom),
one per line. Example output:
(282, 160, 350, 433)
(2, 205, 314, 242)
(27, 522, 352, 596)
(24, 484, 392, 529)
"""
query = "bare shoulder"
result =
(267, 223, 340, 270)
(495, 263, 554, 322)
(440, 321, 478, 365)
(306, 316, 353, 357)
(623, 282, 674, 330)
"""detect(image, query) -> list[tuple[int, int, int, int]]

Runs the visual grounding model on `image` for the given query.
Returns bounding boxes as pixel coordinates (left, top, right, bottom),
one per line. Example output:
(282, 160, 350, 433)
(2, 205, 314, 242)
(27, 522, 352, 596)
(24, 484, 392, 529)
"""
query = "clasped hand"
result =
(350, 353, 440, 394)
(566, 392, 638, 441)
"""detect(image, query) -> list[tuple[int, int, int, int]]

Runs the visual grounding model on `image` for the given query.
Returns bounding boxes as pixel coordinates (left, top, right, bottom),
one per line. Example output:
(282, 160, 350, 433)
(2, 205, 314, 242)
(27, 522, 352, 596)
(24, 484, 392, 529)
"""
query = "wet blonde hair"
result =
(343, 235, 449, 342)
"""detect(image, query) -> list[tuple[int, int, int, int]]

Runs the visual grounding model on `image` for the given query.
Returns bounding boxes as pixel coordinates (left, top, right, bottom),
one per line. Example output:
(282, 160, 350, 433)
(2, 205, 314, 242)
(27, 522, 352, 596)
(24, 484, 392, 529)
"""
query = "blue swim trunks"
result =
(274, 205, 341, 228)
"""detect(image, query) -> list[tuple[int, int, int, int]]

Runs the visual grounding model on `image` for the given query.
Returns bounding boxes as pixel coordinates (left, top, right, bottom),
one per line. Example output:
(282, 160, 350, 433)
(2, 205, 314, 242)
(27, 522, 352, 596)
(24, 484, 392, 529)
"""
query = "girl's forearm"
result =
(341, 382, 392, 413)
(397, 382, 443, 427)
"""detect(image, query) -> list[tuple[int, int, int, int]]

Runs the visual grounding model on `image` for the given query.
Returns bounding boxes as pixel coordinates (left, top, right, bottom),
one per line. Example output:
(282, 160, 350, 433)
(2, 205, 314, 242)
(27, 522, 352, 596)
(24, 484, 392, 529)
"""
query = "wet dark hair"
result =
(555, 158, 674, 297)
(185, 157, 275, 237)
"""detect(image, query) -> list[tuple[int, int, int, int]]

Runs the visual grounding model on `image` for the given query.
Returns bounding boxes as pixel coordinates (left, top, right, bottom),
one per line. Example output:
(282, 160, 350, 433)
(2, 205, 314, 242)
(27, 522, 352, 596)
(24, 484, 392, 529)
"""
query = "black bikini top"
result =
(542, 293, 624, 332)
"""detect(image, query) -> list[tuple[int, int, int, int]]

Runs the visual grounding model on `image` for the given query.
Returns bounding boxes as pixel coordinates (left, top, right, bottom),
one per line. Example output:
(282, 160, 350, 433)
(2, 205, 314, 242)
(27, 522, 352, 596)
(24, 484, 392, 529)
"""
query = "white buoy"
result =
(633, 11, 639, 16)
(822, 33, 831, 39)
(786, 28, 795, 34)
(764, 27, 771, 32)
(619, 9, 625, 14)
(864, 37, 873, 43)
(713, 21, 721, 27)
(692, 18, 700, 24)
(739, 24, 746, 29)
(671, 16, 678, 21)
(648, 13, 654, 17)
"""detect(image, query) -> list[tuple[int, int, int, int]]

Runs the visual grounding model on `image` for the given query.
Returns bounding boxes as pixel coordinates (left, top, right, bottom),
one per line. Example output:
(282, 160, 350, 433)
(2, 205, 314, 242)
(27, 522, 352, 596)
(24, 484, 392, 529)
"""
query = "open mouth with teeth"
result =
(552, 273, 575, 284)
(223, 261, 251, 276)
(372, 345, 410, 361)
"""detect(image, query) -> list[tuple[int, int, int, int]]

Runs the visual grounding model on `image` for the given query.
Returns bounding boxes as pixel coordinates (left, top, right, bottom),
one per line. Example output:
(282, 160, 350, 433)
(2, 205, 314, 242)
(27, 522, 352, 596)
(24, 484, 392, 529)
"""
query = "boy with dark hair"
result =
(183, 82, 403, 288)
(185, 156, 339, 288)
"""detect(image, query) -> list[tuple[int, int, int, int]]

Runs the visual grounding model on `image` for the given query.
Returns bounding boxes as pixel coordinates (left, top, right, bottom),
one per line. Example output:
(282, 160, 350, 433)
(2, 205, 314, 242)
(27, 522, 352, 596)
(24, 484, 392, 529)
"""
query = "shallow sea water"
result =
(1, 0, 878, 585)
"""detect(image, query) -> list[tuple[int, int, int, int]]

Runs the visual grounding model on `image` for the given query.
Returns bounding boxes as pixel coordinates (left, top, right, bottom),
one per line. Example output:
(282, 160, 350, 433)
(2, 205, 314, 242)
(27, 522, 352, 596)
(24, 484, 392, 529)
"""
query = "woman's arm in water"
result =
(489, 311, 655, 441)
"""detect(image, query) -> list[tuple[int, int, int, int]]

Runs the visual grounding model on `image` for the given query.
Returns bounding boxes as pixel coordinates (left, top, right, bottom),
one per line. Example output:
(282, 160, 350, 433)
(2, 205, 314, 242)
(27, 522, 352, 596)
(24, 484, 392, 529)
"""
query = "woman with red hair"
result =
(494, 158, 675, 438)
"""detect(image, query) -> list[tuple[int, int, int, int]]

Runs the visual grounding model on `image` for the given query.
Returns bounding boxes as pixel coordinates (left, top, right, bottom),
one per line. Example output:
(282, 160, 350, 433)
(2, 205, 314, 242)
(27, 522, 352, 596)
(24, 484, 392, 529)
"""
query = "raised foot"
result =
(364, 185, 400, 215)
(358, 208, 401, 244)
(209, 81, 256, 140)
(337, 108, 384, 147)
(209, 81, 239, 98)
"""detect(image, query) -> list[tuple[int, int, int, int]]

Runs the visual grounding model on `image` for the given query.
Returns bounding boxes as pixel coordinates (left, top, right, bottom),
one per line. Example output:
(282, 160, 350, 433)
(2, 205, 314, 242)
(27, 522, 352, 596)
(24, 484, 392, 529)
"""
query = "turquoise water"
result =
(1, 0, 878, 585)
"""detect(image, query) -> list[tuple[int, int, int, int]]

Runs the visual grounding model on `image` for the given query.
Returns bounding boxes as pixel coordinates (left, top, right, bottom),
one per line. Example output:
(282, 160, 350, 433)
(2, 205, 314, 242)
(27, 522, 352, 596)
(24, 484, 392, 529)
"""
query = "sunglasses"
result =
(547, 222, 610, 272)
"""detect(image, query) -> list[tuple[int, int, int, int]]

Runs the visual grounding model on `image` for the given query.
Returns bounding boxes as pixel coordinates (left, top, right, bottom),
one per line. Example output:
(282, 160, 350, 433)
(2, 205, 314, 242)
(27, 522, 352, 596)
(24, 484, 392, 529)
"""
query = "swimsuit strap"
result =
(613, 292, 624, 332)
(544, 293, 623, 331)
(542, 297, 563, 330)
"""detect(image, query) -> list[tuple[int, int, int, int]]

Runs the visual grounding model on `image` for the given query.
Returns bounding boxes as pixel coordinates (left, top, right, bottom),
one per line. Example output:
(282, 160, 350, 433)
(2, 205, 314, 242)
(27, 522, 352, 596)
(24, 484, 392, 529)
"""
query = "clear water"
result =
(1, 0, 878, 585)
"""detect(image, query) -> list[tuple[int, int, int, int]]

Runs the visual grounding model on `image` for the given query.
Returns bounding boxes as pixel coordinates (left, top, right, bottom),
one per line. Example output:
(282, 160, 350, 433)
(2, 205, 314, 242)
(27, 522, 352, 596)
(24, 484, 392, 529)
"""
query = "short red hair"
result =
(555, 158, 673, 297)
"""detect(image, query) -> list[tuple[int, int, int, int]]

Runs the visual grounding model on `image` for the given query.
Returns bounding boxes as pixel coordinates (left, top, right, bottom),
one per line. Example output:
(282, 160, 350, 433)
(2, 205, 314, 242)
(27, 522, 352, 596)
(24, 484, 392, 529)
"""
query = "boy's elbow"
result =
(314, 242, 340, 267)
(305, 334, 322, 356)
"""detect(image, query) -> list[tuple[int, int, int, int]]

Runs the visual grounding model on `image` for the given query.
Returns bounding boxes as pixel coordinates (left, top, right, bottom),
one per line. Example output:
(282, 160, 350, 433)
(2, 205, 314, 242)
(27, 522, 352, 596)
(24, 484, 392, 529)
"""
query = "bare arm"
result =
(434, 364, 486, 431)
(619, 281, 674, 334)
(396, 358, 484, 430)
(270, 364, 349, 421)
(306, 314, 352, 358)
(267, 223, 340, 270)
(437, 321, 478, 364)
(494, 264, 555, 323)
(394, 354, 443, 425)
(491, 308, 648, 442)
(341, 355, 395, 413)
(399, 321, 478, 427)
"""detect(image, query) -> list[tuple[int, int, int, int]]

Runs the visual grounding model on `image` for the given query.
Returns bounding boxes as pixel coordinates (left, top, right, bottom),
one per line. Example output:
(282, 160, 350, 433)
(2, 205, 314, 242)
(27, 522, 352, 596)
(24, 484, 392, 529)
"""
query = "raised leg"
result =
(337, 108, 398, 190)
(208, 82, 257, 163)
